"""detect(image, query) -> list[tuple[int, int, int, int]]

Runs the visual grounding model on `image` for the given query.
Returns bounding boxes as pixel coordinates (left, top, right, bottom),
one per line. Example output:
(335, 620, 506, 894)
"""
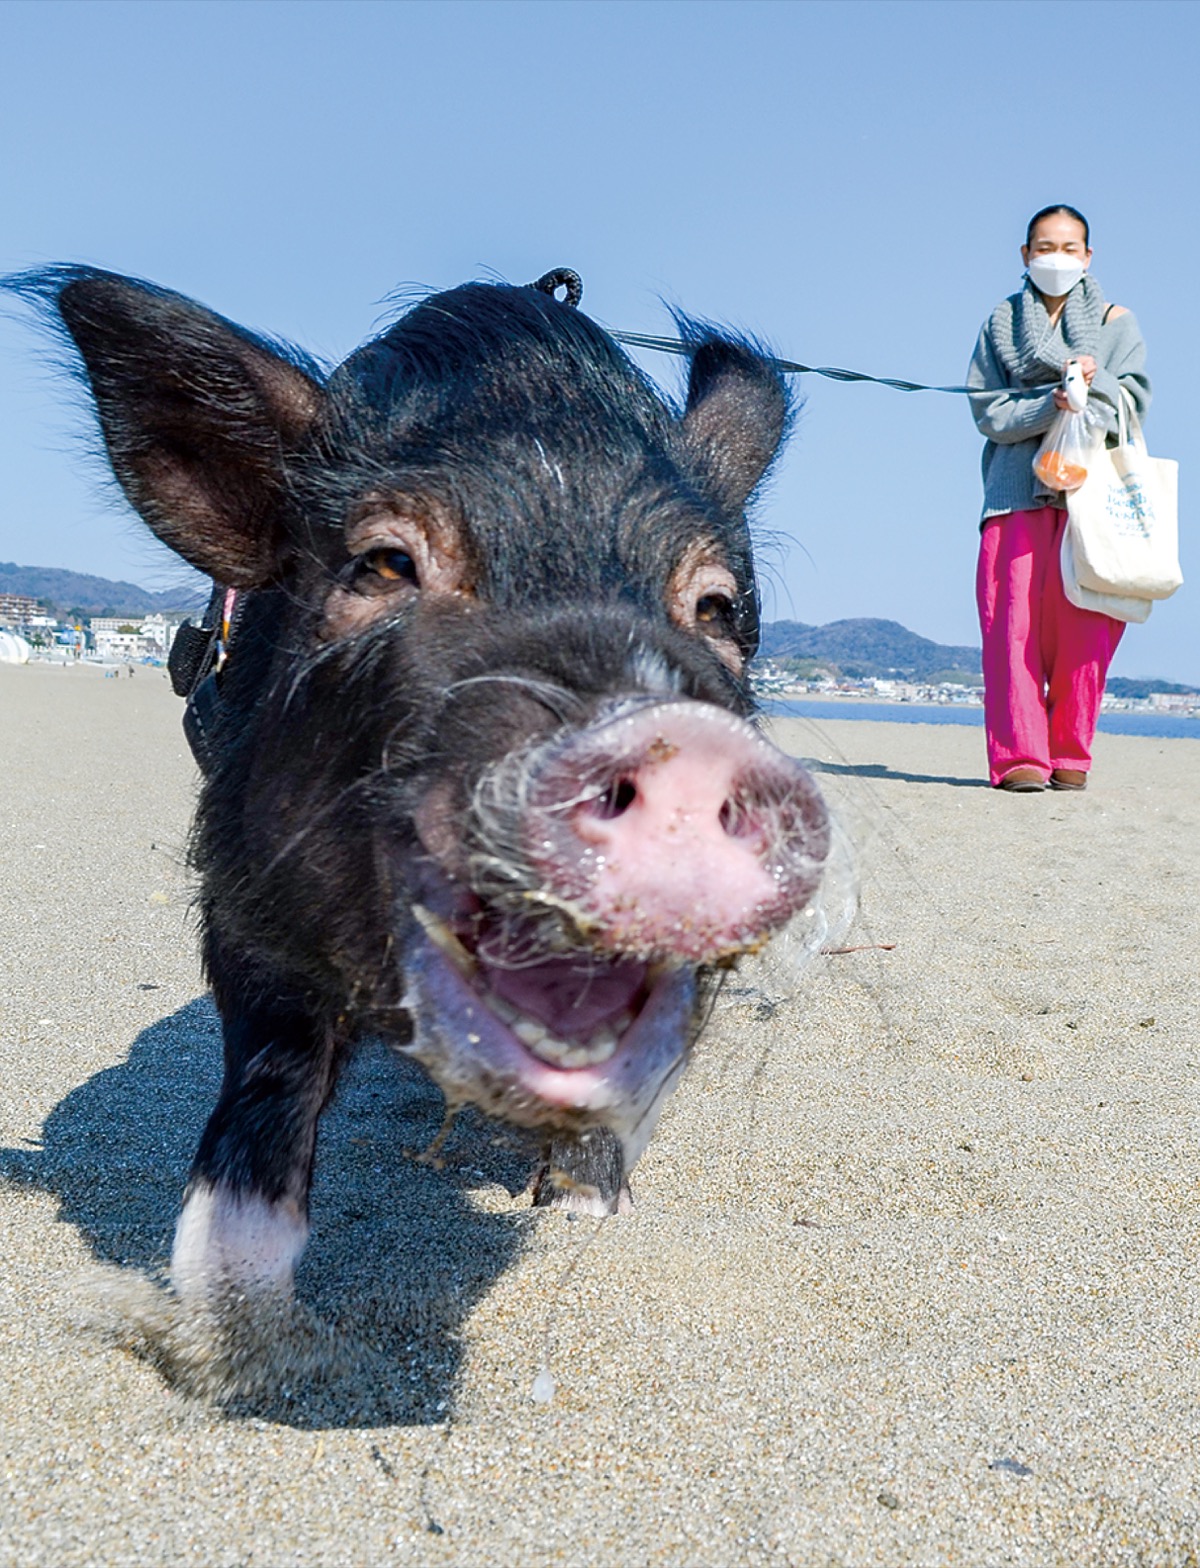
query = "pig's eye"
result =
(666, 549, 746, 673)
(695, 592, 736, 634)
(357, 548, 420, 588)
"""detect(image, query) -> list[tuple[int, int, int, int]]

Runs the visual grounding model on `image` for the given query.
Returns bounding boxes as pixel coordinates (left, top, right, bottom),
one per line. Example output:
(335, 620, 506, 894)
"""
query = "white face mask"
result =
(1027, 252, 1087, 298)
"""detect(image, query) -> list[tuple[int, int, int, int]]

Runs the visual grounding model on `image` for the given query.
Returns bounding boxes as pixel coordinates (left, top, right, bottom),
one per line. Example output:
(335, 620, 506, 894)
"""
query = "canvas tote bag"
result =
(1066, 388, 1182, 600)
(1059, 524, 1152, 622)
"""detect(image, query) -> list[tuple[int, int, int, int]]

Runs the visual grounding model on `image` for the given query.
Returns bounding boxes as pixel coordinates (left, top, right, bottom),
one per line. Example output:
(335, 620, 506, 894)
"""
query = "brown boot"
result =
(997, 767, 1047, 792)
(1050, 769, 1088, 791)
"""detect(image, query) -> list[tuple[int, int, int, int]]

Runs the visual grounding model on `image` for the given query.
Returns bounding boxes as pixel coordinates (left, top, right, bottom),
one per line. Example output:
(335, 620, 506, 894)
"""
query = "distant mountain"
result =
(760, 618, 983, 681)
(0, 562, 207, 618)
(1105, 676, 1199, 699)
(759, 617, 1197, 695)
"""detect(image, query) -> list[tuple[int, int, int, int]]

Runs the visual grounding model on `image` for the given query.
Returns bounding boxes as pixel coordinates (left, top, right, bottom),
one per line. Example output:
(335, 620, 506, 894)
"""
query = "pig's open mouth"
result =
(396, 891, 698, 1151)
(413, 901, 657, 1070)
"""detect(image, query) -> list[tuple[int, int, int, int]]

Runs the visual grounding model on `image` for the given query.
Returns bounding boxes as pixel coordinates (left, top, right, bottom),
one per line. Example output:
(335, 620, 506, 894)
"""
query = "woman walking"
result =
(968, 205, 1151, 791)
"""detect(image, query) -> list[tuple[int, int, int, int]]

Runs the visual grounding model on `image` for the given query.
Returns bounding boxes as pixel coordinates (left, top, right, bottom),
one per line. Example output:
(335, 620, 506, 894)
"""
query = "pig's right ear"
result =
(21, 267, 325, 587)
(676, 332, 791, 516)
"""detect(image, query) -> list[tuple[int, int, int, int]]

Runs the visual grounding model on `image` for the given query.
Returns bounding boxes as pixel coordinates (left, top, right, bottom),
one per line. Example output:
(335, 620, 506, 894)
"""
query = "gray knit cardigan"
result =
(966, 286, 1151, 523)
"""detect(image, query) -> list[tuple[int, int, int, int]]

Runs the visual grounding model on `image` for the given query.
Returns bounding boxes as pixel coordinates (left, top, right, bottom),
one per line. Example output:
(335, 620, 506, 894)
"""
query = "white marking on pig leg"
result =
(171, 1182, 308, 1302)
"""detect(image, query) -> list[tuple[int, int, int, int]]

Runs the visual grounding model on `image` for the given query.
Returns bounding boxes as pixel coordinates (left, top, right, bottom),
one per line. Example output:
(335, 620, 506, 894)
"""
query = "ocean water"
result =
(764, 697, 1200, 742)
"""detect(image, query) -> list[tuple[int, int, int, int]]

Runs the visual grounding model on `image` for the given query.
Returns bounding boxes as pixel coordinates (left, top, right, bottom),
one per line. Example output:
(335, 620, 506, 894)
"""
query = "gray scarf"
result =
(990, 274, 1107, 385)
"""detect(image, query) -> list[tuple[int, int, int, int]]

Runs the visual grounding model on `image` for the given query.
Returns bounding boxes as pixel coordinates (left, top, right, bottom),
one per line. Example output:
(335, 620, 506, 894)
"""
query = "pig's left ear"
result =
(20, 267, 325, 587)
(677, 336, 790, 515)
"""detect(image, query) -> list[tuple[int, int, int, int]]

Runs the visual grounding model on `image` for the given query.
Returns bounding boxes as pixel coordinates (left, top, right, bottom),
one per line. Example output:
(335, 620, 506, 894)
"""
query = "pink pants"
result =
(976, 508, 1124, 787)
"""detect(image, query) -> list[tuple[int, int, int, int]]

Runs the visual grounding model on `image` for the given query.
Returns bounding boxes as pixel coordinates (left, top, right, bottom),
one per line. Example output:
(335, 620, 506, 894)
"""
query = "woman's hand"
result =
(1054, 354, 1098, 408)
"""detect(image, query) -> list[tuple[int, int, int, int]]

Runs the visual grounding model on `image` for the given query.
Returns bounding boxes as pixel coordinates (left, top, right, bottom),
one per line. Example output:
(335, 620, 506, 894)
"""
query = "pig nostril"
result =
(590, 776, 638, 820)
(719, 795, 756, 840)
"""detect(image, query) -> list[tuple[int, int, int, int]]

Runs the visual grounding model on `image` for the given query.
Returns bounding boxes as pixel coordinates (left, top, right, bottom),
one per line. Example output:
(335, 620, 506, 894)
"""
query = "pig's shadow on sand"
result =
(0, 997, 541, 1429)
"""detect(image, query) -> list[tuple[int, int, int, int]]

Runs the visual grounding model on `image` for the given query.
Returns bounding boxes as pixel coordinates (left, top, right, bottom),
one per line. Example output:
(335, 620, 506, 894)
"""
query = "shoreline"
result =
(764, 692, 1200, 742)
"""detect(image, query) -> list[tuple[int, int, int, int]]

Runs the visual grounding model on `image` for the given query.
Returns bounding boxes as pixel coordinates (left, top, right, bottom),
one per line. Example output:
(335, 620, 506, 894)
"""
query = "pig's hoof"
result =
(533, 1175, 633, 1216)
(89, 1267, 342, 1404)
(531, 1129, 631, 1215)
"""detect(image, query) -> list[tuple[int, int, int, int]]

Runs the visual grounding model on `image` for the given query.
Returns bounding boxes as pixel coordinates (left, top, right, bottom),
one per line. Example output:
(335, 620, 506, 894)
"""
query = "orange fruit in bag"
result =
(1033, 451, 1088, 491)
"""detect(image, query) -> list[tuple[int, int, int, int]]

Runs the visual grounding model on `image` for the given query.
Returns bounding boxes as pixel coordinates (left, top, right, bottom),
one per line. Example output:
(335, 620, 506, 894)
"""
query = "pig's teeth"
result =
(528, 1032, 573, 1065)
(411, 904, 477, 976)
(586, 1026, 619, 1062)
(490, 996, 519, 1024)
(501, 1011, 624, 1070)
(528, 1028, 619, 1069)
(512, 1016, 549, 1049)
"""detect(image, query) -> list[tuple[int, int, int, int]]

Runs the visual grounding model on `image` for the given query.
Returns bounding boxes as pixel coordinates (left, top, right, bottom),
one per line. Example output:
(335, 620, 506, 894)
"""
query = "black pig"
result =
(12, 266, 831, 1306)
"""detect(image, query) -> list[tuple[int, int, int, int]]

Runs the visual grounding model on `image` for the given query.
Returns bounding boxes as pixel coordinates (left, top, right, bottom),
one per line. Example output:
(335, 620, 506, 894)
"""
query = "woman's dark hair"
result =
(1026, 205, 1090, 247)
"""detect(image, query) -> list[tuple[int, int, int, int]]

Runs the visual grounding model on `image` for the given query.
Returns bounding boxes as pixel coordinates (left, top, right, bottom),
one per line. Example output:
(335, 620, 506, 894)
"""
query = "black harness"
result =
(167, 582, 243, 773)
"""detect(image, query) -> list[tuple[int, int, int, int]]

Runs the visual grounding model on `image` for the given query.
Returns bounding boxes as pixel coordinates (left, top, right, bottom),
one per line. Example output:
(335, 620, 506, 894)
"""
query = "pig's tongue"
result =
(477, 951, 646, 1040)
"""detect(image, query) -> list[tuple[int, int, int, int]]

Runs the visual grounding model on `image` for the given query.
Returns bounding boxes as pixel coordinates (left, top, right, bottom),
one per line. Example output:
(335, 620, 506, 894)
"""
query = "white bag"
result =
(1065, 389, 1182, 599)
(1059, 524, 1152, 623)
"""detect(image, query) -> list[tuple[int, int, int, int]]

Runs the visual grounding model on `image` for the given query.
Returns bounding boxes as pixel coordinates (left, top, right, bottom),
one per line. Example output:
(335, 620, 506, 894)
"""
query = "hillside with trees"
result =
(760, 618, 984, 683)
(0, 562, 206, 619)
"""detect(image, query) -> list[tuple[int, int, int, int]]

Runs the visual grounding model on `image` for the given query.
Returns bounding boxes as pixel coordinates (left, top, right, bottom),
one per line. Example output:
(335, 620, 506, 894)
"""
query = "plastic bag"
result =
(1033, 409, 1100, 492)
(1032, 359, 1101, 493)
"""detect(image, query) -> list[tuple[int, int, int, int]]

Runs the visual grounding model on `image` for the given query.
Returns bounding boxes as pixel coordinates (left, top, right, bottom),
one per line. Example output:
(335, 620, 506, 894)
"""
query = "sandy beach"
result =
(1, 659, 1196, 1567)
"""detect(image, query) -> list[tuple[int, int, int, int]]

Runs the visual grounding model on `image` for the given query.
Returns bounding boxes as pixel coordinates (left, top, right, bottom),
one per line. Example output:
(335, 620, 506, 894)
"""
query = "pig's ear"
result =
(677, 335, 790, 514)
(36, 267, 324, 586)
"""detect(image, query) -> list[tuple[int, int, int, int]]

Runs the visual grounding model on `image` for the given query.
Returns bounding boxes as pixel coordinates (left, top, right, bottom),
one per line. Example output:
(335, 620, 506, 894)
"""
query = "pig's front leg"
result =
(533, 1127, 632, 1216)
(172, 959, 343, 1303)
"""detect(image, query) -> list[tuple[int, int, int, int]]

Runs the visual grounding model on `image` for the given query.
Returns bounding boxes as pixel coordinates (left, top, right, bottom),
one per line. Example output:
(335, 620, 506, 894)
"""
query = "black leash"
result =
(530, 267, 1039, 400)
(609, 329, 1040, 399)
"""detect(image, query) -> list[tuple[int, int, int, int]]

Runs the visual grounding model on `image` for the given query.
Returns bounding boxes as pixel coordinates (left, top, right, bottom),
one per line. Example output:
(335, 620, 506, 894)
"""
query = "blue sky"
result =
(1, 0, 1196, 681)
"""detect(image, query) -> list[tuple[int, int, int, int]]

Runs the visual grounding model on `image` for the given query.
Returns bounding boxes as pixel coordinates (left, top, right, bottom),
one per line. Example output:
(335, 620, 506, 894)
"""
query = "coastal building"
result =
(92, 627, 144, 659)
(0, 592, 40, 624)
(871, 679, 921, 702)
(88, 613, 183, 661)
(139, 613, 180, 656)
(88, 617, 139, 635)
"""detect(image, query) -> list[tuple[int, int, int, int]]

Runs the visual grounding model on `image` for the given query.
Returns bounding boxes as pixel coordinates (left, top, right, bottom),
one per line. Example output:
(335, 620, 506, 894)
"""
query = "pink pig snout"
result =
(527, 701, 830, 961)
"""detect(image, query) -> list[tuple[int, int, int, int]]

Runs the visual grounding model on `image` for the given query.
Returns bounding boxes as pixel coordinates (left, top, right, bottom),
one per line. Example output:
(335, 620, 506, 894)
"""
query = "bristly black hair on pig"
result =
(2, 262, 831, 1311)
